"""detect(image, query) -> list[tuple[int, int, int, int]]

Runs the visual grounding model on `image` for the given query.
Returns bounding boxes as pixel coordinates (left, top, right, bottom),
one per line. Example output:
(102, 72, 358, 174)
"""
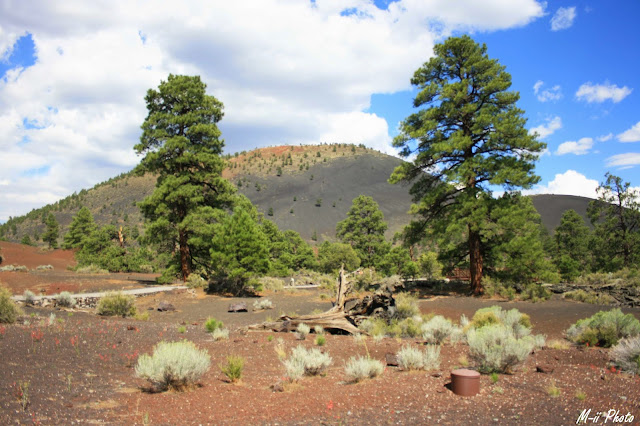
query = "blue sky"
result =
(0, 0, 638, 222)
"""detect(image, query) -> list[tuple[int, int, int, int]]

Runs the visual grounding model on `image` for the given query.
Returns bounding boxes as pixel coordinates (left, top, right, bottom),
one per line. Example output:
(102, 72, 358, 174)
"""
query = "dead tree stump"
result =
(248, 265, 399, 335)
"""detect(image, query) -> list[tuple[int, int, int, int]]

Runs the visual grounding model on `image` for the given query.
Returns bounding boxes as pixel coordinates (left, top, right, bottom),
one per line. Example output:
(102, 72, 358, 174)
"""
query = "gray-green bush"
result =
(56, 291, 76, 308)
(397, 344, 440, 371)
(610, 336, 640, 375)
(283, 345, 332, 379)
(566, 309, 640, 348)
(420, 315, 459, 344)
(467, 324, 536, 373)
(344, 356, 385, 382)
(135, 341, 211, 391)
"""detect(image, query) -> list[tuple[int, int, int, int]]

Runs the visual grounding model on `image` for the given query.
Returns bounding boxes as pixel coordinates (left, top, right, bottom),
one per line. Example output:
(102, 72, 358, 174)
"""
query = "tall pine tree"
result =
(42, 213, 59, 249)
(336, 195, 389, 268)
(588, 173, 640, 271)
(63, 206, 97, 249)
(390, 36, 544, 294)
(134, 75, 236, 281)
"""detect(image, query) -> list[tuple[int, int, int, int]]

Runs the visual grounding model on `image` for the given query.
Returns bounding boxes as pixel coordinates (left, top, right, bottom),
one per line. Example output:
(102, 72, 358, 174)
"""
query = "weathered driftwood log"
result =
(248, 266, 399, 335)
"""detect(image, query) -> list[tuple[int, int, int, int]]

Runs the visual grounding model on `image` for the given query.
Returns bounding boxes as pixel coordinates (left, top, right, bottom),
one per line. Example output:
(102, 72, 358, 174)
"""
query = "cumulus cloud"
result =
(597, 133, 613, 142)
(618, 121, 640, 142)
(575, 82, 633, 103)
(523, 169, 598, 198)
(533, 80, 562, 102)
(529, 116, 562, 139)
(0, 0, 547, 221)
(606, 153, 640, 169)
(556, 137, 593, 155)
(550, 7, 576, 31)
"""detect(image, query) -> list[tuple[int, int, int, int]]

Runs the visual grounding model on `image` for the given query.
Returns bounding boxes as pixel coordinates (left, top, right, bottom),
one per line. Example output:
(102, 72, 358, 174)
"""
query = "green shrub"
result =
(315, 335, 326, 346)
(204, 317, 224, 333)
(186, 274, 207, 289)
(96, 292, 136, 317)
(564, 290, 616, 305)
(467, 324, 536, 373)
(221, 356, 244, 383)
(258, 277, 285, 291)
(610, 336, 640, 375)
(135, 341, 211, 391)
(0, 286, 22, 324)
(566, 309, 640, 348)
(397, 344, 440, 371)
(56, 291, 76, 308)
(344, 356, 384, 382)
(394, 292, 420, 319)
(359, 317, 388, 337)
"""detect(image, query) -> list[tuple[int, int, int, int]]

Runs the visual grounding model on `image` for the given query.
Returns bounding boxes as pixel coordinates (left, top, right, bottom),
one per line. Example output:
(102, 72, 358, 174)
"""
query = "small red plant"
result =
(70, 335, 80, 354)
(0, 325, 6, 339)
(122, 350, 139, 368)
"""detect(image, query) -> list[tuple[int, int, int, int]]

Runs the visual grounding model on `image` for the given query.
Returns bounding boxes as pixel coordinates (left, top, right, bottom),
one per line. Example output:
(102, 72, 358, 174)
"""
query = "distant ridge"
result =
(529, 194, 593, 232)
(1, 144, 593, 244)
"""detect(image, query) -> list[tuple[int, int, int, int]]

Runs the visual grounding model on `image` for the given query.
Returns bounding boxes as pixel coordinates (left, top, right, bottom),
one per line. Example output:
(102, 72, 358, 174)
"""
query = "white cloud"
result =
(618, 121, 640, 142)
(0, 0, 547, 221)
(597, 133, 613, 142)
(524, 170, 598, 198)
(575, 82, 633, 103)
(556, 137, 593, 155)
(550, 7, 576, 31)
(529, 116, 562, 139)
(532, 80, 562, 102)
(606, 153, 640, 169)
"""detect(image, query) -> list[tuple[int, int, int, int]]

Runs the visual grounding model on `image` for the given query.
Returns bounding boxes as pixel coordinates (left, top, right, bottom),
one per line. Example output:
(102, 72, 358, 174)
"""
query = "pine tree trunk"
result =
(179, 229, 191, 282)
(469, 225, 483, 295)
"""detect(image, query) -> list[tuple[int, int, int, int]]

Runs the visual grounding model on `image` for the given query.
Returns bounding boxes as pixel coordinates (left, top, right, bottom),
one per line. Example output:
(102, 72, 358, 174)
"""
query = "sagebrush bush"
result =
(56, 291, 76, 308)
(394, 292, 420, 319)
(135, 340, 211, 391)
(397, 344, 440, 371)
(295, 323, 310, 340)
(0, 286, 22, 324)
(253, 299, 273, 310)
(283, 345, 332, 378)
(420, 315, 458, 344)
(23, 290, 36, 305)
(467, 306, 532, 339)
(96, 292, 136, 317)
(344, 356, 384, 382)
(204, 317, 224, 333)
(211, 328, 229, 341)
(221, 356, 244, 383)
(467, 324, 534, 373)
(610, 336, 640, 375)
(566, 309, 640, 348)
(36, 265, 53, 271)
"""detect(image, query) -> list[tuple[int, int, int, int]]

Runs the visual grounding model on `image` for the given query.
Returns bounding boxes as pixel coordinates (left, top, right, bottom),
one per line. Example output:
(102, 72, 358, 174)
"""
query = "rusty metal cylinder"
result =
(451, 369, 480, 396)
